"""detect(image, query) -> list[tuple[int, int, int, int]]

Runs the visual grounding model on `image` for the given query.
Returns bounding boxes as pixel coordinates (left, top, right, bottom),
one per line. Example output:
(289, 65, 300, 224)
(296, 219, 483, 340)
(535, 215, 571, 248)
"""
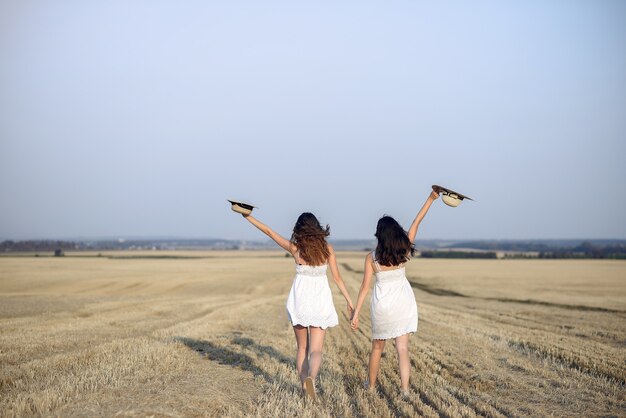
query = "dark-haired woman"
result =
(351, 190, 439, 396)
(239, 212, 354, 399)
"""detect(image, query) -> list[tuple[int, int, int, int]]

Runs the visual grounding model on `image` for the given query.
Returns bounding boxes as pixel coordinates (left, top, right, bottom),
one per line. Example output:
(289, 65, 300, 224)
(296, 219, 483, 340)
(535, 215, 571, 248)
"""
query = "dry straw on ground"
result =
(1, 252, 624, 417)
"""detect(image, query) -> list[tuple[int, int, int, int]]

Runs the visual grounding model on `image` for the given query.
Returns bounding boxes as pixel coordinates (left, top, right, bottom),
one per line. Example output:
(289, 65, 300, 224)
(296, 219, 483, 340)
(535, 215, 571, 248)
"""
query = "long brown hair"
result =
(374, 215, 415, 266)
(290, 213, 330, 265)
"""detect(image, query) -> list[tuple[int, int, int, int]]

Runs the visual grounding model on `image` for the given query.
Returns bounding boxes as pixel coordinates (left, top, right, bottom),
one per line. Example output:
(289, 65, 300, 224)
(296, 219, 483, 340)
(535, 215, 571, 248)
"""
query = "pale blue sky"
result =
(1, 1, 625, 240)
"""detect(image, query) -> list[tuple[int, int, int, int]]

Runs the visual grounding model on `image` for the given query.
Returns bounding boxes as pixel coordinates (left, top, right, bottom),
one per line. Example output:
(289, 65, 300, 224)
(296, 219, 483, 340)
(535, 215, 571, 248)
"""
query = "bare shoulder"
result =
(364, 252, 375, 270)
(327, 243, 335, 254)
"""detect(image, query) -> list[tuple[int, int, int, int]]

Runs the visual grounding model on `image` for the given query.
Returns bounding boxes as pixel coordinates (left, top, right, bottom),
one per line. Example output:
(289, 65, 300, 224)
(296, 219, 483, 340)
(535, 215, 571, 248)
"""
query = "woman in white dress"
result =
(239, 212, 354, 399)
(351, 190, 439, 395)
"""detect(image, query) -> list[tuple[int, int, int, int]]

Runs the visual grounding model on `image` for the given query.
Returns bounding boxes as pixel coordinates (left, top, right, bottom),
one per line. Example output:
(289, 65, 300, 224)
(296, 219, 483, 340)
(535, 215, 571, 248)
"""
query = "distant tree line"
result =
(447, 239, 626, 252)
(419, 251, 498, 259)
(0, 239, 268, 252)
(449, 241, 552, 252)
(0, 240, 80, 252)
(536, 242, 626, 259)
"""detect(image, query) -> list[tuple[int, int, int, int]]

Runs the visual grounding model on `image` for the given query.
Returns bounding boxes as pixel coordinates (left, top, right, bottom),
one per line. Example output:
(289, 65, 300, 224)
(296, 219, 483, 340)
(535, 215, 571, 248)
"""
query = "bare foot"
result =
(304, 376, 316, 400)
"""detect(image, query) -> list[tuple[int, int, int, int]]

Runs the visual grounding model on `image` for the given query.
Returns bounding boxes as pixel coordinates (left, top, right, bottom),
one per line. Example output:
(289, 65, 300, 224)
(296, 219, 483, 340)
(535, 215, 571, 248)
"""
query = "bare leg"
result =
(368, 339, 386, 390)
(307, 327, 326, 382)
(293, 325, 309, 388)
(394, 334, 411, 392)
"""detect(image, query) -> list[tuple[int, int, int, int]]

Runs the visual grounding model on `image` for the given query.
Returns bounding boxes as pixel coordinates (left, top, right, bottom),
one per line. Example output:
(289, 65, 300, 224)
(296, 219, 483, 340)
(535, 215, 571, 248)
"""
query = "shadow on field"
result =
(408, 279, 467, 297)
(340, 263, 363, 274)
(231, 335, 293, 366)
(174, 336, 299, 391)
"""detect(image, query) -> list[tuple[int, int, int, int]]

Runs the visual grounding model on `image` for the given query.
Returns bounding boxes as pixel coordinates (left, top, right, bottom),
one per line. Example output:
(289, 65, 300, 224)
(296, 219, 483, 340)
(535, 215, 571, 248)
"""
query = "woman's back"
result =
(287, 249, 337, 329)
(372, 251, 407, 280)
(370, 251, 417, 340)
(295, 263, 328, 277)
(293, 249, 328, 275)
(373, 266, 406, 283)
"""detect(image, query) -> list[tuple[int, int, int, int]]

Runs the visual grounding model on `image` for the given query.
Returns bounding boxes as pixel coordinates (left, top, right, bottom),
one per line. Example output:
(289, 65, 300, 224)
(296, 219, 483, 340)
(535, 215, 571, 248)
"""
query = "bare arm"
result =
(350, 254, 375, 330)
(327, 245, 354, 317)
(407, 190, 440, 243)
(242, 214, 295, 253)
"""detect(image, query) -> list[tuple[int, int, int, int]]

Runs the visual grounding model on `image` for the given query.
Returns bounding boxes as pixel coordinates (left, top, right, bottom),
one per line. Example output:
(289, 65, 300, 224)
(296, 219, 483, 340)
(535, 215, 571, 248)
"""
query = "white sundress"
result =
(285, 253, 339, 329)
(370, 251, 418, 340)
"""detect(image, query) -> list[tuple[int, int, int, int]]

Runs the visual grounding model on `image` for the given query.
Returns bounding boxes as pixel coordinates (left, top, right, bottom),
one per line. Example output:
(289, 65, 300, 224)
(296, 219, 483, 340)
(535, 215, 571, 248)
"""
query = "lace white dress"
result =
(285, 253, 339, 329)
(370, 251, 418, 340)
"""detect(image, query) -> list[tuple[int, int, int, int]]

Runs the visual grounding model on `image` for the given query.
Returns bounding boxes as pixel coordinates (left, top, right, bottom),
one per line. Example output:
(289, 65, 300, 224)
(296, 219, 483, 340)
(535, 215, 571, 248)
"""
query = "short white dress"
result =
(370, 251, 418, 340)
(285, 254, 339, 329)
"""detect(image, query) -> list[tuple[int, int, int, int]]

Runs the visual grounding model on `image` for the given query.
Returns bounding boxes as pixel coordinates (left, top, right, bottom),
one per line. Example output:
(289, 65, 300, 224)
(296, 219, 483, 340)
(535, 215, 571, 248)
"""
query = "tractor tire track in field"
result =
(408, 277, 626, 314)
(0, 297, 243, 367)
(424, 303, 626, 385)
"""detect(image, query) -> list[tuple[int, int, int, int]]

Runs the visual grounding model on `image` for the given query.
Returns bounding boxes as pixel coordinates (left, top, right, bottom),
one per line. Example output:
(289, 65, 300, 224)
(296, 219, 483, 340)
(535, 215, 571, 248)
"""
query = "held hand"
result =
(350, 315, 359, 330)
(347, 302, 355, 318)
(429, 190, 440, 200)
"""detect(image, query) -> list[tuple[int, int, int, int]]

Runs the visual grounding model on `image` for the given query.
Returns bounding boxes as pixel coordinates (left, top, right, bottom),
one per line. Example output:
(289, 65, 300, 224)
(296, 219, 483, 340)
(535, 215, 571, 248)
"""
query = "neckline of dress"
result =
(297, 263, 328, 267)
(376, 265, 405, 272)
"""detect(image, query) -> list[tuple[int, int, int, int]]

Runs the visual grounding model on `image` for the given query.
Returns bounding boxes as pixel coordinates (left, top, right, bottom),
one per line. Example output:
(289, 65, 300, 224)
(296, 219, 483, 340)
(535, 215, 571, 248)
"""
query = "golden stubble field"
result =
(0, 251, 624, 417)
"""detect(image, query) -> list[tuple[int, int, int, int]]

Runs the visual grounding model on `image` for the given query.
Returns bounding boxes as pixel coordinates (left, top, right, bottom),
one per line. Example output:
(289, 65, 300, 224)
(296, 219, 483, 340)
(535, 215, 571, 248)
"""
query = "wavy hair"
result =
(290, 213, 330, 266)
(374, 215, 415, 266)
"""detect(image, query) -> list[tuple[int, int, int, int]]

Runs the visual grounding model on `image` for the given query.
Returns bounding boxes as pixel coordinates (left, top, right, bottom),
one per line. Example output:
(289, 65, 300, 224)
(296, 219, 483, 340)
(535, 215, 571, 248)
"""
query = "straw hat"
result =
(432, 185, 473, 207)
(227, 199, 256, 215)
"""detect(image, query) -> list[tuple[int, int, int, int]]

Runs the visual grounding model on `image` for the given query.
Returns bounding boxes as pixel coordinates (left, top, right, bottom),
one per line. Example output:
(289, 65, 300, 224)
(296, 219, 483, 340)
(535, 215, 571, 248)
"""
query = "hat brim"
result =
(227, 199, 256, 215)
(432, 185, 473, 201)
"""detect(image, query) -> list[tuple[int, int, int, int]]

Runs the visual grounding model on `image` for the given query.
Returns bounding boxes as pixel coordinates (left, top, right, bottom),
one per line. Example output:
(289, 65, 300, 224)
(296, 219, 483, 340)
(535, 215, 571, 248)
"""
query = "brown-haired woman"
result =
(350, 190, 439, 397)
(239, 212, 354, 399)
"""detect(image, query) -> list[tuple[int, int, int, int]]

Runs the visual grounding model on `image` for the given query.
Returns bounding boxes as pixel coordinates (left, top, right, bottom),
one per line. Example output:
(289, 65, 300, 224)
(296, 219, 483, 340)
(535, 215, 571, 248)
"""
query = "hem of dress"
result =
(290, 321, 338, 330)
(372, 329, 416, 340)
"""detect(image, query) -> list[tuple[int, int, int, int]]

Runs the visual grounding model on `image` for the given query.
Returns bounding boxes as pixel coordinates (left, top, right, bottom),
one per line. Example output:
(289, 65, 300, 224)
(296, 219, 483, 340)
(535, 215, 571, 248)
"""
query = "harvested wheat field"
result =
(0, 252, 625, 417)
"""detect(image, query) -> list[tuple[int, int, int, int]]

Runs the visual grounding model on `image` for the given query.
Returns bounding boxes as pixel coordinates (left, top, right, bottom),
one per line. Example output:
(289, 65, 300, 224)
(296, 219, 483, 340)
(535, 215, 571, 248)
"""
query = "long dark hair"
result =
(290, 213, 330, 265)
(374, 215, 415, 266)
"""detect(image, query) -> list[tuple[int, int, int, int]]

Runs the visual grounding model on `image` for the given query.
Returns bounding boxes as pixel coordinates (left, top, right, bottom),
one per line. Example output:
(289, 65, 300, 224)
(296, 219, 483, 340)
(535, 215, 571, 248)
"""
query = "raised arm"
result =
(242, 214, 295, 253)
(327, 244, 355, 317)
(350, 253, 375, 331)
(407, 190, 440, 243)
